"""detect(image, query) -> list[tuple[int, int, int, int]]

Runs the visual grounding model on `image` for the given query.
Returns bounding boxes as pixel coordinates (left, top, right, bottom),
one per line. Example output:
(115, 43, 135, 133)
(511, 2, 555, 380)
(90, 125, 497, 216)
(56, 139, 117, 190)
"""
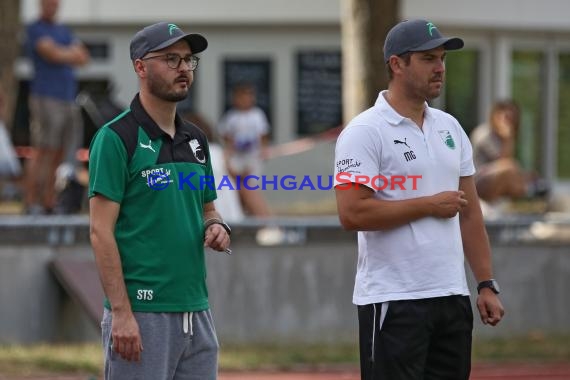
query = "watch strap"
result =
(204, 218, 231, 235)
(477, 279, 498, 294)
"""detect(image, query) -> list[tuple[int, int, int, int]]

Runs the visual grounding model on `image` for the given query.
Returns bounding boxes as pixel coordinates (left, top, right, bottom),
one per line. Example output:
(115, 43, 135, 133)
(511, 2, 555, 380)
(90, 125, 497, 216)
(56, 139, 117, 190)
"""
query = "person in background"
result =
(334, 19, 504, 379)
(24, 0, 90, 215)
(0, 84, 22, 195)
(470, 99, 549, 204)
(218, 83, 272, 218)
(89, 22, 230, 379)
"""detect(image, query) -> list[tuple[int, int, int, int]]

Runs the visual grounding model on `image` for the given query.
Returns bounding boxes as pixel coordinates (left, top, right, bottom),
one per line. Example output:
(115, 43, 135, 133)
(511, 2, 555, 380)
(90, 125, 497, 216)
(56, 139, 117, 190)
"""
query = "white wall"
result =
(21, 0, 341, 24)
(23, 0, 570, 31)
(401, 0, 570, 31)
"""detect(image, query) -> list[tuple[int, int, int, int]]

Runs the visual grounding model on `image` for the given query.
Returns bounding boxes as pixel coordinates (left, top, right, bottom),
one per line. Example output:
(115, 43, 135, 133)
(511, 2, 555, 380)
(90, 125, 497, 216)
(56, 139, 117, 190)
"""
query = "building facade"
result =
(15, 0, 570, 192)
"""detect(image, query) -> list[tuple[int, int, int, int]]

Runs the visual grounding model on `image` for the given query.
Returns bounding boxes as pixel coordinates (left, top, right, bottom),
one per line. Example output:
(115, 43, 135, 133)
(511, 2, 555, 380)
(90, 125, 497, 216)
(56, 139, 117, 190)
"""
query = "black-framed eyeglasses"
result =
(141, 54, 200, 70)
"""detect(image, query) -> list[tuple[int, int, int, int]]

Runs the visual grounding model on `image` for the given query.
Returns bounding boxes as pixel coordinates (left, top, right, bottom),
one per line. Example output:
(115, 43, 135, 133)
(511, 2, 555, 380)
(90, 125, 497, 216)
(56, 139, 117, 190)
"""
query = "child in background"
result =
(218, 83, 272, 218)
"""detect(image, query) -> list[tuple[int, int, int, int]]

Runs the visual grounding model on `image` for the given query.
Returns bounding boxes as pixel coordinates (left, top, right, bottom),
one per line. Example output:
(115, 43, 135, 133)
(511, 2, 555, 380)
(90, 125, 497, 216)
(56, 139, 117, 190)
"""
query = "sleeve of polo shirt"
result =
(458, 124, 476, 177)
(334, 125, 381, 191)
(88, 127, 129, 203)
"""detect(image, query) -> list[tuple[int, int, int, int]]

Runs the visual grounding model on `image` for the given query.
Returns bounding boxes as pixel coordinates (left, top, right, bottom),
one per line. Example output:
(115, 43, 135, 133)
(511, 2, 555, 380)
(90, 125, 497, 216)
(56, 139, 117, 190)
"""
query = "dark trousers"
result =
(358, 295, 473, 380)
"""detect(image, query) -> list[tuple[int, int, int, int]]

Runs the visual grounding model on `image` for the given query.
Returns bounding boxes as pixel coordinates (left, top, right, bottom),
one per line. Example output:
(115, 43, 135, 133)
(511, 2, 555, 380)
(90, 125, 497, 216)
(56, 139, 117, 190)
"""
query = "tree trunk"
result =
(0, 0, 22, 128)
(341, 0, 399, 123)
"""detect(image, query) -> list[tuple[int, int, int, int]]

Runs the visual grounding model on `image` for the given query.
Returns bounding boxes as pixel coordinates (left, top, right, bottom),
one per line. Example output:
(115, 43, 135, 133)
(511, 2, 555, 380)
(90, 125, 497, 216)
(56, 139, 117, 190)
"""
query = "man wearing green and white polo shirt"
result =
(89, 22, 230, 380)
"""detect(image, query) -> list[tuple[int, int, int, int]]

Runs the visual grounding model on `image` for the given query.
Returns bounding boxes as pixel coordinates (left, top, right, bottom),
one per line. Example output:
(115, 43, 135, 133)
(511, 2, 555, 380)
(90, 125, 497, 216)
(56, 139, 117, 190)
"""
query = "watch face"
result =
(491, 280, 500, 293)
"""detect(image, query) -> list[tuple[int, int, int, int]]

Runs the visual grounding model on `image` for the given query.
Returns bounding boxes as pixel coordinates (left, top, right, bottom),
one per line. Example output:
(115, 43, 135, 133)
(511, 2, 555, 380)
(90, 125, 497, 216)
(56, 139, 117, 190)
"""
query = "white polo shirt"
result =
(334, 91, 475, 305)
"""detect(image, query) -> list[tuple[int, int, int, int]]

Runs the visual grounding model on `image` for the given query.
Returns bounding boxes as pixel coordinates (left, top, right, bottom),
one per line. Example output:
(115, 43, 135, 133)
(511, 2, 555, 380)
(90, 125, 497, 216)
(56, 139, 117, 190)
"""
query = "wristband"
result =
(204, 218, 232, 236)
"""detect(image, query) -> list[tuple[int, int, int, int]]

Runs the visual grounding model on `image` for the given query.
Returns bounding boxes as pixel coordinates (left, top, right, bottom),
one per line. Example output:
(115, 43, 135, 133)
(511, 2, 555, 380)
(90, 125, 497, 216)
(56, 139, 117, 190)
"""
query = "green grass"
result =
(219, 343, 359, 371)
(473, 333, 570, 363)
(0, 334, 569, 376)
(0, 343, 101, 376)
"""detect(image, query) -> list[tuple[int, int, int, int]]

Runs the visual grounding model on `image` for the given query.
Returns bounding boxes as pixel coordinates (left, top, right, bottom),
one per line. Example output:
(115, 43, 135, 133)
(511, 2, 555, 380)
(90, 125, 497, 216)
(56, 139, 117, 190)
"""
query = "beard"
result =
(147, 70, 191, 102)
(407, 80, 442, 102)
(403, 71, 443, 102)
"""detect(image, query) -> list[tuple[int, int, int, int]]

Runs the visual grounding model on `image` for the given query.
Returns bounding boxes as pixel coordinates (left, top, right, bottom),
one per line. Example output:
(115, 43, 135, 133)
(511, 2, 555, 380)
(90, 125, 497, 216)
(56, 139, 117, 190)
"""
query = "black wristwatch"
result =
(204, 218, 232, 235)
(477, 279, 500, 294)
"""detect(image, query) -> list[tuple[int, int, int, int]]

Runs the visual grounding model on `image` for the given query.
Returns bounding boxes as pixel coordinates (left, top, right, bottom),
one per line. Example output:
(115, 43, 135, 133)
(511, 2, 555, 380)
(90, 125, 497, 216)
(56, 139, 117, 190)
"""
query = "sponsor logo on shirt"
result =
(336, 158, 362, 173)
(141, 167, 173, 189)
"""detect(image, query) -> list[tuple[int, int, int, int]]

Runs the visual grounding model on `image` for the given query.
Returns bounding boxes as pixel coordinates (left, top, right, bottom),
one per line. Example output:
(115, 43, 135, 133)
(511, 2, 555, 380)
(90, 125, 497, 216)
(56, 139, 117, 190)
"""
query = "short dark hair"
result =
(386, 52, 412, 81)
(491, 99, 520, 116)
(490, 99, 521, 131)
(491, 99, 519, 120)
(232, 82, 255, 95)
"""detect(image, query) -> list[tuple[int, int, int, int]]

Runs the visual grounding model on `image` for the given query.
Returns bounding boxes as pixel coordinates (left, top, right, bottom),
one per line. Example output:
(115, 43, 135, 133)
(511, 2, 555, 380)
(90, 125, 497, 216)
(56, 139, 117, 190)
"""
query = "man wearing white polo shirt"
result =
(334, 19, 504, 380)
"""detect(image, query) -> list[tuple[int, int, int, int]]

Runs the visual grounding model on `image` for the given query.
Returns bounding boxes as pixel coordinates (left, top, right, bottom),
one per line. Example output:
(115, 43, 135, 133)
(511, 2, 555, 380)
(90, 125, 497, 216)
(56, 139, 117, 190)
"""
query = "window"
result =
(558, 53, 570, 179)
(444, 50, 480, 135)
(296, 50, 342, 135)
(512, 51, 545, 174)
(223, 59, 272, 128)
(83, 41, 109, 60)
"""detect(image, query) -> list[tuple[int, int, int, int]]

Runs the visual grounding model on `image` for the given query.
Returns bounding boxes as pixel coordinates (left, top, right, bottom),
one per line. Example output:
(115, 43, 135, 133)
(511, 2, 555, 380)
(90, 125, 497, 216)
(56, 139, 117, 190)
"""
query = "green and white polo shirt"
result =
(88, 94, 217, 312)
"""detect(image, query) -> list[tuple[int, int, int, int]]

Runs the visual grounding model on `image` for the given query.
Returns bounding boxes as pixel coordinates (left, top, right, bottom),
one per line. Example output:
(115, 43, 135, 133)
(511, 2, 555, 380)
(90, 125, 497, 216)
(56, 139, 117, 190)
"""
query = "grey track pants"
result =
(102, 308, 219, 380)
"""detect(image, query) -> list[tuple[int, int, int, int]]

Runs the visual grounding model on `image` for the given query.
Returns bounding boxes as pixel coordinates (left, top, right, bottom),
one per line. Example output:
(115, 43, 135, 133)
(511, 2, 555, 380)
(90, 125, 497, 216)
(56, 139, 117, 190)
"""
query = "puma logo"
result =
(139, 140, 156, 153)
(394, 138, 410, 149)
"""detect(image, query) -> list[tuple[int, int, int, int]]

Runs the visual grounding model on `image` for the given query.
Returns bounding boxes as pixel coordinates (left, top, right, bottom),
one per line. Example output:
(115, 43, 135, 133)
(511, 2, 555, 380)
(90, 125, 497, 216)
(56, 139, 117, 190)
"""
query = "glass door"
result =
(558, 53, 570, 180)
(444, 49, 480, 135)
(511, 50, 546, 175)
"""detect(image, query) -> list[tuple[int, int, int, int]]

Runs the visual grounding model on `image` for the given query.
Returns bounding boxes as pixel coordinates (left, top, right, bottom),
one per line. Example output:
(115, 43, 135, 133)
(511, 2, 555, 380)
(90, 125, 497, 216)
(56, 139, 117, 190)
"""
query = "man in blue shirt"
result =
(24, 0, 89, 214)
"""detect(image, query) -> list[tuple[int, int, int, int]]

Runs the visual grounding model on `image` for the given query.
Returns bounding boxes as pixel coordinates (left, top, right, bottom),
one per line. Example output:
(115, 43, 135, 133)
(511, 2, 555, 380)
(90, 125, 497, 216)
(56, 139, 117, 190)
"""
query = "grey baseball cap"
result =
(383, 19, 463, 62)
(130, 22, 208, 60)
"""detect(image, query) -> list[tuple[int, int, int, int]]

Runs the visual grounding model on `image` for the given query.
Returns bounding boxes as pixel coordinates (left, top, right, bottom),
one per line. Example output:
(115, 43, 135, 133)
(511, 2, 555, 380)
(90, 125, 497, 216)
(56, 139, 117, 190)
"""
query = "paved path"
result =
(219, 364, 570, 379)
(470, 363, 570, 379)
(3, 364, 570, 380)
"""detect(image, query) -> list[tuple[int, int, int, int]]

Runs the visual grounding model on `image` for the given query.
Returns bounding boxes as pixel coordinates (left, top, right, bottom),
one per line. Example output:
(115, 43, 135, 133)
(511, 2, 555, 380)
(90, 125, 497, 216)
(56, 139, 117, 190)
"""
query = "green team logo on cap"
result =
(438, 130, 456, 149)
(426, 22, 437, 36)
(168, 23, 180, 35)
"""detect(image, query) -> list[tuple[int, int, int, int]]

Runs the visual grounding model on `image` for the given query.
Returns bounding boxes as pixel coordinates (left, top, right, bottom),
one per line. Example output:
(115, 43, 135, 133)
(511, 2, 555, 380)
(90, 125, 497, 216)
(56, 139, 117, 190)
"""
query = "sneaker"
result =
(256, 227, 286, 246)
